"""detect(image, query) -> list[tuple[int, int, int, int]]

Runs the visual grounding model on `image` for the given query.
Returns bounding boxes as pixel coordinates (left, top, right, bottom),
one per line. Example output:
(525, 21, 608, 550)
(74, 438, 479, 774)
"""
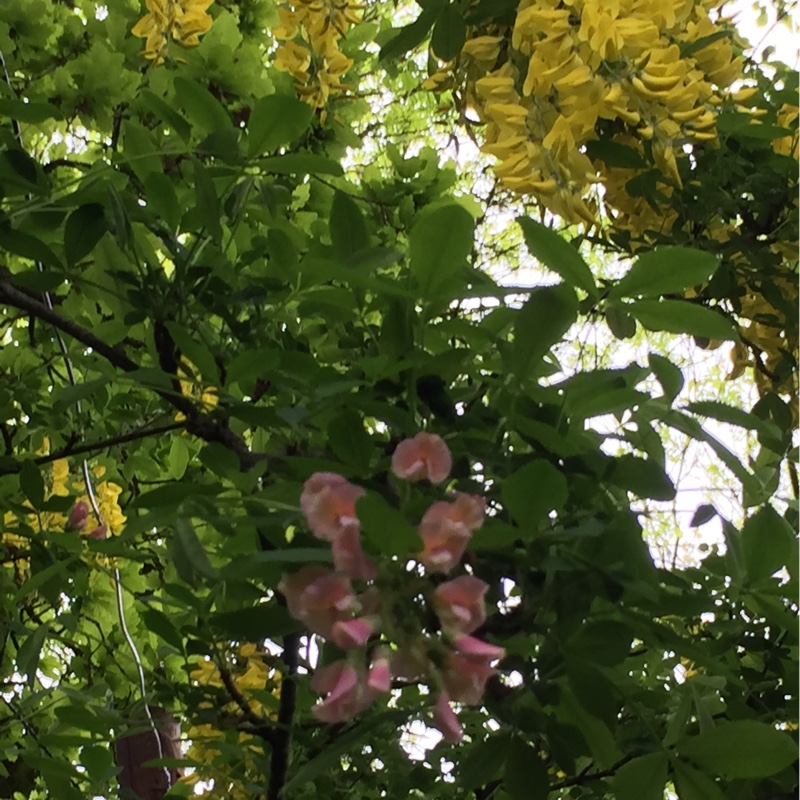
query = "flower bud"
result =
(67, 501, 89, 531)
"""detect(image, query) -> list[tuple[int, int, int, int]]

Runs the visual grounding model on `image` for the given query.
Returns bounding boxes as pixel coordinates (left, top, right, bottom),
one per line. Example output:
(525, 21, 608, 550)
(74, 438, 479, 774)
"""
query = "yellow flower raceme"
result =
(132, 0, 214, 64)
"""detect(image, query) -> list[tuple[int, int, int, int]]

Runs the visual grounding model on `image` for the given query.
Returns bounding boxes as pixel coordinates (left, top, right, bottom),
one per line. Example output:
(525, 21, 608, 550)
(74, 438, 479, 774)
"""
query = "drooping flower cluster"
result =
(131, 0, 214, 64)
(271, 0, 360, 111)
(2, 452, 125, 577)
(182, 644, 281, 799)
(427, 0, 746, 226)
(280, 432, 503, 742)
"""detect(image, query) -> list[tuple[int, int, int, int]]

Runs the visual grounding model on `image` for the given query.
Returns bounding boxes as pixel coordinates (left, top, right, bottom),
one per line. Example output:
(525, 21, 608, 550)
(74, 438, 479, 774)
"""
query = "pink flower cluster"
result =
(279, 433, 504, 743)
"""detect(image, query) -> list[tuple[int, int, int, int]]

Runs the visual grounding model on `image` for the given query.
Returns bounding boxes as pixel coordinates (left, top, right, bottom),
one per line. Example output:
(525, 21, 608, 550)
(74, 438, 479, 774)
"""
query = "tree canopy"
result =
(0, 1, 797, 799)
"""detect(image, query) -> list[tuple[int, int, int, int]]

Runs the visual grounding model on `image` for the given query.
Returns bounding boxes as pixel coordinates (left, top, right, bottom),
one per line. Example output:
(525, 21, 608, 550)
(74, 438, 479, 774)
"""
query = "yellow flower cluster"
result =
(272, 0, 361, 110)
(132, 0, 214, 64)
(182, 644, 281, 799)
(2, 457, 126, 579)
(175, 357, 218, 423)
(432, 0, 743, 225)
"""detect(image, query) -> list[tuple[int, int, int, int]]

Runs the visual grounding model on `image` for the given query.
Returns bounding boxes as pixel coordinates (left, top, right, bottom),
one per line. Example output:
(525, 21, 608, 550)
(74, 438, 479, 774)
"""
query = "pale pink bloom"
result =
(434, 575, 488, 634)
(442, 652, 497, 705)
(367, 652, 392, 692)
(331, 617, 375, 650)
(331, 523, 377, 581)
(453, 635, 505, 661)
(418, 493, 485, 574)
(391, 433, 452, 484)
(300, 472, 364, 541)
(278, 565, 356, 638)
(432, 692, 463, 743)
(311, 660, 377, 723)
(67, 501, 89, 531)
(86, 523, 107, 540)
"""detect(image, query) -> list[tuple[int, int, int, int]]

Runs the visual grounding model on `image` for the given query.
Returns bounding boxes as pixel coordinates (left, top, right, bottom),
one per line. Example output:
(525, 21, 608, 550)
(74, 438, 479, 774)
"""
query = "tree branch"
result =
(0, 270, 269, 471)
(218, 666, 276, 746)
(0, 421, 187, 475)
(267, 632, 300, 800)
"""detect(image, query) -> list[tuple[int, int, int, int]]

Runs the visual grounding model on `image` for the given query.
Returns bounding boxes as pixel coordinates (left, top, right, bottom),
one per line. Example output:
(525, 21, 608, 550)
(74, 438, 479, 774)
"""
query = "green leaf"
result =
(64, 204, 106, 267)
(16, 623, 50, 683)
(209, 604, 299, 640)
(140, 607, 185, 651)
(19, 460, 45, 509)
(226, 348, 280, 388)
(219, 548, 332, 579)
(172, 517, 216, 582)
(690, 504, 716, 527)
(513, 283, 578, 379)
(612, 247, 719, 298)
(501, 460, 567, 529)
(144, 173, 181, 232)
(379, 10, 438, 61)
(504, 737, 549, 800)
(685, 400, 780, 438)
(121, 121, 163, 182)
(258, 154, 344, 175)
(0, 99, 62, 123)
(167, 436, 190, 481)
(79, 745, 115, 783)
(607, 454, 676, 500)
(357, 493, 421, 555)
(741, 505, 794, 584)
(605, 303, 637, 339)
(164, 322, 220, 386)
(431, 3, 467, 60)
(174, 77, 231, 134)
(192, 158, 223, 244)
(330, 191, 370, 262)
(585, 139, 647, 168)
(628, 300, 737, 340)
(649, 352, 684, 401)
(410, 204, 474, 296)
(569, 620, 632, 666)
(247, 94, 314, 157)
(672, 761, 726, 800)
(677, 720, 798, 778)
(613, 752, 668, 800)
(0, 226, 63, 269)
(139, 89, 192, 142)
(457, 733, 511, 789)
(282, 710, 413, 794)
(517, 217, 597, 297)
(327, 410, 372, 473)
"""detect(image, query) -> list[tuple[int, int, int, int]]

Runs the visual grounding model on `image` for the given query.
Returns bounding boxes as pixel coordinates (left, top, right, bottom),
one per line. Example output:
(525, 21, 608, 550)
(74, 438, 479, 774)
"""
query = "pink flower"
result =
(418, 493, 485, 574)
(67, 501, 89, 531)
(442, 652, 497, 705)
(434, 575, 488, 634)
(367, 651, 392, 692)
(331, 617, 375, 650)
(86, 523, 107, 540)
(311, 660, 377, 723)
(452, 635, 505, 661)
(330, 523, 377, 581)
(278, 565, 356, 638)
(432, 692, 463, 743)
(300, 472, 364, 541)
(391, 433, 452, 484)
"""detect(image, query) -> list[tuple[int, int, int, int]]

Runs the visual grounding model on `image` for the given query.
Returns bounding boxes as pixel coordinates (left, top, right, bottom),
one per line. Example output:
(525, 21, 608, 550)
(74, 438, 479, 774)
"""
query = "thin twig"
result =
(267, 632, 300, 800)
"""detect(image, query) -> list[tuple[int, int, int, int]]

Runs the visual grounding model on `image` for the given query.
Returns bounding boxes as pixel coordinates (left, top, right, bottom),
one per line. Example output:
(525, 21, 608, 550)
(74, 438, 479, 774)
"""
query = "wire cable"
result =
(0, 46, 171, 788)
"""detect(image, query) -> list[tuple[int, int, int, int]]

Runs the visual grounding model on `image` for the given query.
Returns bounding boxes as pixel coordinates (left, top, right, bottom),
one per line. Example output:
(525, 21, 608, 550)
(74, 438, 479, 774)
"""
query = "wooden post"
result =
(114, 707, 182, 800)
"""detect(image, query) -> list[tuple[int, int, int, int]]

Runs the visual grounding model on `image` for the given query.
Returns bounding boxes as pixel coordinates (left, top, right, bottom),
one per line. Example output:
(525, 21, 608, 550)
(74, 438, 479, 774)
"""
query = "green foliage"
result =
(0, 2, 796, 800)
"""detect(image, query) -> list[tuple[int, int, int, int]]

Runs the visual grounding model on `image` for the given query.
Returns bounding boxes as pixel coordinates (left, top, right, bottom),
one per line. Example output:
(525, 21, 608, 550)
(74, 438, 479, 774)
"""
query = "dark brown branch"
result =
(267, 632, 300, 800)
(0, 270, 269, 471)
(0, 421, 186, 475)
(218, 665, 276, 746)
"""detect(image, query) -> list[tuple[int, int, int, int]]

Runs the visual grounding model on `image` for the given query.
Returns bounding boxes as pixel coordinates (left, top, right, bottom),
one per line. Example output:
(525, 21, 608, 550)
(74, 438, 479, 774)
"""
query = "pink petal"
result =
(68, 501, 89, 531)
(391, 433, 452, 484)
(367, 658, 392, 692)
(453, 635, 505, 661)
(300, 473, 364, 541)
(331, 524, 377, 581)
(432, 692, 463, 743)
(331, 617, 374, 650)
